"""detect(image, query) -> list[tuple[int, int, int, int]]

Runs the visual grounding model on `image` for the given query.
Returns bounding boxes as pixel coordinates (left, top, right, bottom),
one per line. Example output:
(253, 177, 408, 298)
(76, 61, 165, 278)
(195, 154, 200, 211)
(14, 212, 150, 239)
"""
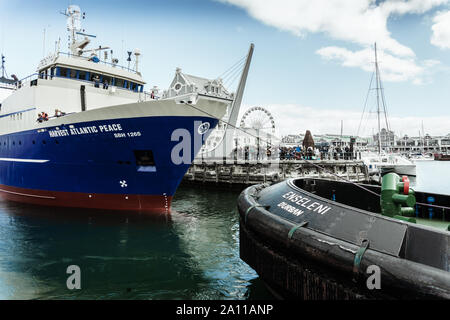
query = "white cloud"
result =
(316, 46, 424, 82)
(423, 59, 441, 67)
(219, 0, 448, 83)
(431, 10, 450, 49)
(239, 104, 450, 137)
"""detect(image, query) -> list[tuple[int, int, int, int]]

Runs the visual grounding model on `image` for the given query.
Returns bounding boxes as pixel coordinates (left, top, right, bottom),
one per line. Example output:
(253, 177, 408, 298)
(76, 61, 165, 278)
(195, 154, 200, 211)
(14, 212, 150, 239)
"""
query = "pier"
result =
(182, 159, 369, 188)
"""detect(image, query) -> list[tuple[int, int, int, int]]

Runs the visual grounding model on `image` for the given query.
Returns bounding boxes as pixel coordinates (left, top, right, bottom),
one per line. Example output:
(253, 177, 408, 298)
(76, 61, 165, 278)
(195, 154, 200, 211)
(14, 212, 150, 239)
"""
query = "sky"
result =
(1, 0, 450, 137)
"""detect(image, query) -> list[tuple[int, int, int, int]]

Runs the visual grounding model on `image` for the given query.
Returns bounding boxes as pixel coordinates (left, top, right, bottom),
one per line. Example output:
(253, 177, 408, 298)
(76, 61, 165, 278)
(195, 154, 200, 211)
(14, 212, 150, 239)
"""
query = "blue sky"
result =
(1, 0, 450, 136)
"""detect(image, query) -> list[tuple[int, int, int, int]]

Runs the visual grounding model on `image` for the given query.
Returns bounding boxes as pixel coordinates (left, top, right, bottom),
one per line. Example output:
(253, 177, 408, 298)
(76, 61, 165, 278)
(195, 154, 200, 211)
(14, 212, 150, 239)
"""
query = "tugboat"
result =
(238, 174, 450, 299)
(0, 5, 253, 213)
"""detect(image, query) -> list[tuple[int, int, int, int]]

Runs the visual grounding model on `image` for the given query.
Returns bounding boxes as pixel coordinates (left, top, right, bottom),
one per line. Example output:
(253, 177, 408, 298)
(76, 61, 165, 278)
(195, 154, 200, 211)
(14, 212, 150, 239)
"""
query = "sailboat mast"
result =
(374, 43, 382, 155)
(422, 120, 426, 152)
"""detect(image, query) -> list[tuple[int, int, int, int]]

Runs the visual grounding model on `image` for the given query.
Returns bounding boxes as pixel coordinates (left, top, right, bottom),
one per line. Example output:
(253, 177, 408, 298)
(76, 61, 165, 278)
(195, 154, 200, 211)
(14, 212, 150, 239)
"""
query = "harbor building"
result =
(373, 128, 396, 149)
(391, 134, 450, 153)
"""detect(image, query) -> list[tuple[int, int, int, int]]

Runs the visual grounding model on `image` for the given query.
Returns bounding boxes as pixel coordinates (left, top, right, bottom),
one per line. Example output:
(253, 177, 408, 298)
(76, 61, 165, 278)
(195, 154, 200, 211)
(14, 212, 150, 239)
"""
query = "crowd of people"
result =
(279, 145, 356, 161)
(279, 146, 318, 160)
(228, 144, 358, 161)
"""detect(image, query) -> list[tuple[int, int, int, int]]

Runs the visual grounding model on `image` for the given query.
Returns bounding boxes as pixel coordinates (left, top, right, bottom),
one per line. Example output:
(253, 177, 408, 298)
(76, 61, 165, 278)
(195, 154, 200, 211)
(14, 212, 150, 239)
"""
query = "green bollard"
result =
(380, 173, 416, 223)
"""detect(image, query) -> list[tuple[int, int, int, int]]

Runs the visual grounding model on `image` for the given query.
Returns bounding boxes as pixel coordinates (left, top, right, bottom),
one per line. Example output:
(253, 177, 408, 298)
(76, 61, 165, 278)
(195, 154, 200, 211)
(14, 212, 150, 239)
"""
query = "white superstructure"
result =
(0, 5, 235, 137)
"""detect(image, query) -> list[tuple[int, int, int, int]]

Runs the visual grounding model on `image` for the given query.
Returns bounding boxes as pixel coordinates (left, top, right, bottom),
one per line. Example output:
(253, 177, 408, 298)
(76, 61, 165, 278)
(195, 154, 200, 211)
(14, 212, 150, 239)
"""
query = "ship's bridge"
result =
(37, 53, 146, 93)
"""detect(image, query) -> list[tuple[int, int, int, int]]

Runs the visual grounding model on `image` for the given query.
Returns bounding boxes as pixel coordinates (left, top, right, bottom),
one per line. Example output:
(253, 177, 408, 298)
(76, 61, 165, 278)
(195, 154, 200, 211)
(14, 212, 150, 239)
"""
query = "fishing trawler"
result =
(0, 5, 253, 213)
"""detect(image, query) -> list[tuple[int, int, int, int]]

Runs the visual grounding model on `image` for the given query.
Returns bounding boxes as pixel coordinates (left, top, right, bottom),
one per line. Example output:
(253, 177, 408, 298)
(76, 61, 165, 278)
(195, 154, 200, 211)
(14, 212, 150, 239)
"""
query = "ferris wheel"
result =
(240, 106, 276, 135)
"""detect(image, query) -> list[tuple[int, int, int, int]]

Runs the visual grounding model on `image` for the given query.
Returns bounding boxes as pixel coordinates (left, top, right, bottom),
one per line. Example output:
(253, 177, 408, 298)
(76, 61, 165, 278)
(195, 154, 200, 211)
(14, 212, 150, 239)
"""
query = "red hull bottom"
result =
(0, 184, 172, 214)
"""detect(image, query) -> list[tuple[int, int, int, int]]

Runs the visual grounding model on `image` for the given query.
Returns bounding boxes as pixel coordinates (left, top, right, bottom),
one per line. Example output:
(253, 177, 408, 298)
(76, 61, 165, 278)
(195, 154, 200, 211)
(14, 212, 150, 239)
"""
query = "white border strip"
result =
(0, 158, 49, 163)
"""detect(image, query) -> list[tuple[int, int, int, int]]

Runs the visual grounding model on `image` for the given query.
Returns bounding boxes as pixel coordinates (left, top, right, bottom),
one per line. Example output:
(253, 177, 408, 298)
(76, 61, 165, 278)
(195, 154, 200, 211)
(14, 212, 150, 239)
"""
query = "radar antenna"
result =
(127, 51, 132, 69)
(61, 5, 82, 47)
(60, 5, 95, 56)
(1, 54, 6, 78)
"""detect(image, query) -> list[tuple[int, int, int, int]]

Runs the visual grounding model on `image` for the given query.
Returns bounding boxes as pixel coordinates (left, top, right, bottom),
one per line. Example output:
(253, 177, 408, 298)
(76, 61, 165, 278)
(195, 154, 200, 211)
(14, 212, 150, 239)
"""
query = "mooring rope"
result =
(182, 102, 450, 212)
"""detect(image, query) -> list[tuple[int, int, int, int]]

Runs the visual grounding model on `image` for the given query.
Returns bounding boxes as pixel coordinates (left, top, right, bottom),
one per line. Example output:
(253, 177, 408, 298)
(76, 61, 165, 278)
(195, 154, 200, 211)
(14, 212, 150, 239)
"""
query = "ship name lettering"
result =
(281, 191, 331, 215)
(98, 124, 122, 132)
(48, 129, 69, 137)
(277, 202, 304, 216)
(70, 126, 98, 135)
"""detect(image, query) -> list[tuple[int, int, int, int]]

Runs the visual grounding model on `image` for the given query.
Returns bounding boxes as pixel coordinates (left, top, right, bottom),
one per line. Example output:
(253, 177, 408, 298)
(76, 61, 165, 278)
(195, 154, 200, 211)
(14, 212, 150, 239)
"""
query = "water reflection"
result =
(0, 186, 272, 300)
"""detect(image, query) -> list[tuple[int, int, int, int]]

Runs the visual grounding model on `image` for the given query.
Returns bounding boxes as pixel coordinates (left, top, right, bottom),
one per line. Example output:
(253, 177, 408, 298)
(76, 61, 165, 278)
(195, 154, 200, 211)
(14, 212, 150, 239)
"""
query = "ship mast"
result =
(1, 54, 5, 78)
(374, 43, 382, 155)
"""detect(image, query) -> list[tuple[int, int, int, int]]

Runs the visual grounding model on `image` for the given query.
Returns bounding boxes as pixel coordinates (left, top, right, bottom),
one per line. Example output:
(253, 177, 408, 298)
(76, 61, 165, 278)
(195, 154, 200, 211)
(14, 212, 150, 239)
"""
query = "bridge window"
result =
(79, 70, 87, 80)
(70, 69, 77, 79)
(39, 69, 48, 79)
(115, 78, 124, 88)
(90, 73, 100, 81)
(103, 75, 112, 86)
(59, 67, 68, 78)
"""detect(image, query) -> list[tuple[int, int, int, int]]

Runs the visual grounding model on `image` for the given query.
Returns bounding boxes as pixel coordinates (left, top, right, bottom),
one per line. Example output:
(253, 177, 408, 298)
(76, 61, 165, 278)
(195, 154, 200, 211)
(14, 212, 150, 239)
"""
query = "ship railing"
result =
(57, 52, 138, 74)
(141, 91, 161, 101)
(12, 73, 40, 89)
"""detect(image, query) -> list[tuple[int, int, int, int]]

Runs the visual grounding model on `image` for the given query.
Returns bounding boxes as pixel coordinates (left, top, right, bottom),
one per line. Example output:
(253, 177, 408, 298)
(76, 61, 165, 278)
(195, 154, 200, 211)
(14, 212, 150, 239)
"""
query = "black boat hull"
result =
(238, 179, 450, 299)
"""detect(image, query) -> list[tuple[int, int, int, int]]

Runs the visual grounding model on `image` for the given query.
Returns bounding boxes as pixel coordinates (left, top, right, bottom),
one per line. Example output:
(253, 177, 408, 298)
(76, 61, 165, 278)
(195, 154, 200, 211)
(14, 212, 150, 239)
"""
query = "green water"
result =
(0, 185, 272, 300)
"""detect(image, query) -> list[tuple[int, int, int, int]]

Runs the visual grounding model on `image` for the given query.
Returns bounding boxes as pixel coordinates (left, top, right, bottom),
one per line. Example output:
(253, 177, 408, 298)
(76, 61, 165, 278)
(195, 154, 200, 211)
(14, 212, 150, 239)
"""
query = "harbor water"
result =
(0, 161, 448, 299)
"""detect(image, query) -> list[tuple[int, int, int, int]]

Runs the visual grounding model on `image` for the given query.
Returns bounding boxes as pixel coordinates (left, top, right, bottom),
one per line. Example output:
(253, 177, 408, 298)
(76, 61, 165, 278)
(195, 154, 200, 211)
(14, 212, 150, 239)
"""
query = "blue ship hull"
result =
(0, 115, 217, 213)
